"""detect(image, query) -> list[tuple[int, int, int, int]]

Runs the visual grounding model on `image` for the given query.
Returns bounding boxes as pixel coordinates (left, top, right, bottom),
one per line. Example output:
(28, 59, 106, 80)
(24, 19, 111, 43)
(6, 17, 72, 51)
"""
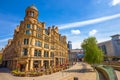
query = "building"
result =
(0, 49, 3, 64)
(69, 49, 84, 65)
(2, 5, 68, 71)
(98, 34, 120, 56)
(111, 34, 120, 56)
(68, 41, 72, 50)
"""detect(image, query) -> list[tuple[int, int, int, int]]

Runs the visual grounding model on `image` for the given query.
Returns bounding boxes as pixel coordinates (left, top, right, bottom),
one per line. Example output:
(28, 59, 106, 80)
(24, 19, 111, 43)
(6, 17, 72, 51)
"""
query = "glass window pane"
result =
(26, 30, 31, 35)
(24, 39, 29, 45)
(38, 50, 41, 56)
(30, 12, 34, 17)
(34, 50, 37, 56)
(23, 48, 28, 56)
(27, 24, 30, 28)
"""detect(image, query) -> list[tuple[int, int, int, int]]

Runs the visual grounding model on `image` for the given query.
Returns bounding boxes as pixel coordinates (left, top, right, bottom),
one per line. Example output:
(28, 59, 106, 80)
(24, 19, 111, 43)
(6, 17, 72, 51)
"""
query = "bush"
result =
(19, 72, 26, 77)
(29, 72, 39, 77)
(11, 70, 26, 77)
(11, 69, 19, 75)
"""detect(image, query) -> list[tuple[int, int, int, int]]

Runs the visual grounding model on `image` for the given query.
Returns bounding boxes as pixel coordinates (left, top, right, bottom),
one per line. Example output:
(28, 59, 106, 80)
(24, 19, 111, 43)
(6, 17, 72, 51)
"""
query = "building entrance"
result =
(55, 58, 59, 66)
(20, 64, 25, 72)
(44, 60, 49, 69)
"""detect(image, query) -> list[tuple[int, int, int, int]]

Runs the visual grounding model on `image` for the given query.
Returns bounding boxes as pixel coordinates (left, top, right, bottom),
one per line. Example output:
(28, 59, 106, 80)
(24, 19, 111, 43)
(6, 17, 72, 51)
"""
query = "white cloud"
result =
(59, 13, 120, 29)
(71, 30, 81, 35)
(0, 37, 12, 43)
(89, 29, 98, 36)
(0, 34, 13, 37)
(111, 0, 120, 6)
(72, 42, 81, 49)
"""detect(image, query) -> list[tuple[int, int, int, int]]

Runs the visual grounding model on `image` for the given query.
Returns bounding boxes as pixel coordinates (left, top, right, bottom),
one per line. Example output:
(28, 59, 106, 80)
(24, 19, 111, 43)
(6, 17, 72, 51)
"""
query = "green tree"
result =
(81, 37, 104, 66)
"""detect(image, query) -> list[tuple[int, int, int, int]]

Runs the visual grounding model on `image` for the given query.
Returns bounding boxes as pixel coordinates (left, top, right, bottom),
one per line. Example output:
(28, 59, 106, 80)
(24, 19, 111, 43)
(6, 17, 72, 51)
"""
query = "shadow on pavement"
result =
(63, 69, 94, 73)
(0, 68, 10, 73)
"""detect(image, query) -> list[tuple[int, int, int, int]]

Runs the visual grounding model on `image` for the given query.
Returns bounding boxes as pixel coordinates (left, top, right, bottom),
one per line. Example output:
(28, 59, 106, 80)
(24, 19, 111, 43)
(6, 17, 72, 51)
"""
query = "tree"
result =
(81, 37, 104, 65)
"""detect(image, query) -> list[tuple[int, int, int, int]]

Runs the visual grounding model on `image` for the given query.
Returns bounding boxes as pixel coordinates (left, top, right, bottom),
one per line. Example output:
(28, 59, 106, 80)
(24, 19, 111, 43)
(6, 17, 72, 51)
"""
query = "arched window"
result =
(30, 11, 34, 17)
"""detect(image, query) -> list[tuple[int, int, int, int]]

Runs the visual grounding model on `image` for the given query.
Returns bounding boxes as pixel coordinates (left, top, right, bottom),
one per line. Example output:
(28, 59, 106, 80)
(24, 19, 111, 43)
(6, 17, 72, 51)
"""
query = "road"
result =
(0, 62, 96, 80)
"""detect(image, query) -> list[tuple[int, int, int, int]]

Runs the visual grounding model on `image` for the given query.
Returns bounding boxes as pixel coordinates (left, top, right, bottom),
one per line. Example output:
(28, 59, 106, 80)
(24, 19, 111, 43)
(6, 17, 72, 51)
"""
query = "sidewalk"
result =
(0, 62, 96, 80)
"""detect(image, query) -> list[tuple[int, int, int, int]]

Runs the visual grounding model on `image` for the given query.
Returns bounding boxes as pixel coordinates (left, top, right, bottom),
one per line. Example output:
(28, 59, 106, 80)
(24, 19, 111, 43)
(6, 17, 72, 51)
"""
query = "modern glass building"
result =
(68, 41, 72, 50)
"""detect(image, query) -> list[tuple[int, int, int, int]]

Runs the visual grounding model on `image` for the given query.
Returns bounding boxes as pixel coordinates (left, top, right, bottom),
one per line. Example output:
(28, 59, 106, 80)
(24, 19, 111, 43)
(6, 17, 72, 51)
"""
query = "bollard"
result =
(74, 77, 78, 80)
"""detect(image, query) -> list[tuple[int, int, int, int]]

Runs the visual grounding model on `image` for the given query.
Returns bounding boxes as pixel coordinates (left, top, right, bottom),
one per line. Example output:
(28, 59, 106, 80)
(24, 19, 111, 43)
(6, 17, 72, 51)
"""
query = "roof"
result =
(26, 5, 38, 11)
(98, 40, 111, 45)
(70, 49, 83, 53)
(111, 34, 120, 37)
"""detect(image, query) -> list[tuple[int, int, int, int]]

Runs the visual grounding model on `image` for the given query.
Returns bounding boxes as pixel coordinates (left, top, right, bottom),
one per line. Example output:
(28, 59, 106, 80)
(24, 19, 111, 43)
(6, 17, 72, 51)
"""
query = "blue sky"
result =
(0, 0, 120, 49)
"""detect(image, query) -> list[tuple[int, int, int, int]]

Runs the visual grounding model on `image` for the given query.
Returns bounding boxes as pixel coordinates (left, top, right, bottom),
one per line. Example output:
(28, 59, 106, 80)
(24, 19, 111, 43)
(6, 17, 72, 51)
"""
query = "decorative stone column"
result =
(49, 60, 51, 66)
(25, 60, 28, 71)
(30, 59, 33, 71)
(41, 49, 44, 58)
(31, 48, 34, 57)
(41, 60, 43, 66)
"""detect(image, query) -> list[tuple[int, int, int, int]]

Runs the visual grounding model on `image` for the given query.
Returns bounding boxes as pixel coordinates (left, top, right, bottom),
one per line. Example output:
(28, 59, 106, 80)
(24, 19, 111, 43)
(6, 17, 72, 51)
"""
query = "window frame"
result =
(23, 48, 28, 56)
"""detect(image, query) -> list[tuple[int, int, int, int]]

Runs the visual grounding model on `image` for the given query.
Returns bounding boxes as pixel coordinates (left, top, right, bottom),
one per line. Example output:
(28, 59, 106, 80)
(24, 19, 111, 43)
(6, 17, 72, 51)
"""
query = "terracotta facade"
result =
(2, 5, 68, 71)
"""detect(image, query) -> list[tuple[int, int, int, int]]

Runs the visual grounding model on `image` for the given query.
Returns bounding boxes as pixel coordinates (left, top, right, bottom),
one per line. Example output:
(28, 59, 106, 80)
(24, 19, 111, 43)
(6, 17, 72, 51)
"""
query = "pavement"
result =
(0, 62, 96, 80)
(115, 70, 120, 80)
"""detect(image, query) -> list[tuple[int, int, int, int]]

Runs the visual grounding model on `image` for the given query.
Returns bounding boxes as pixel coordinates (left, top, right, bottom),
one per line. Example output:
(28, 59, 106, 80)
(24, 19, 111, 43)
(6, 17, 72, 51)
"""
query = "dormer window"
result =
(30, 11, 34, 17)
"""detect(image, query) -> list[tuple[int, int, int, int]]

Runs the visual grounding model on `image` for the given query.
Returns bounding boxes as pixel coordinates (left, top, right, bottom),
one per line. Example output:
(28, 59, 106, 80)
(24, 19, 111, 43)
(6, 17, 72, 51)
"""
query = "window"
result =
(117, 40, 120, 45)
(35, 41, 42, 47)
(33, 61, 41, 68)
(38, 50, 41, 56)
(34, 50, 37, 56)
(34, 50, 41, 56)
(36, 27, 42, 32)
(101, 45, 107, 54)
(32, 24, 34, 29)
(23, 48, 28, 56)
(51, 46, 54, 50)
(25, 30, 31, 35)
(50, 52, 54, 57)
(44, 51, 49, 57)
(24, 39, 29, 45)
(36, 33, 41, 38)
(18, 41, 20, 46)
(44, 36, 49, 41)
(27, 24, 30, 28)
(44, 43, 49, 49)
(45, 30, 49, 35)
(38, 41, 41, 47)
(30, 11, 34, 17)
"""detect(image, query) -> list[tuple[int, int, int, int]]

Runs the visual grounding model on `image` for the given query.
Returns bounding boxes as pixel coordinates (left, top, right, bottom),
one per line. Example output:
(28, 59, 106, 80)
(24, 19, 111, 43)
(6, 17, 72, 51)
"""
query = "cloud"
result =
(89, 29, 98, 36)
(71, 30, 81, 35)
(58, 13, 120, 29)
(72, 42, 81, 49)
(0, 37, 12, 43)
(111, 0, 120, 6)
(0, 34, 13, 38)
